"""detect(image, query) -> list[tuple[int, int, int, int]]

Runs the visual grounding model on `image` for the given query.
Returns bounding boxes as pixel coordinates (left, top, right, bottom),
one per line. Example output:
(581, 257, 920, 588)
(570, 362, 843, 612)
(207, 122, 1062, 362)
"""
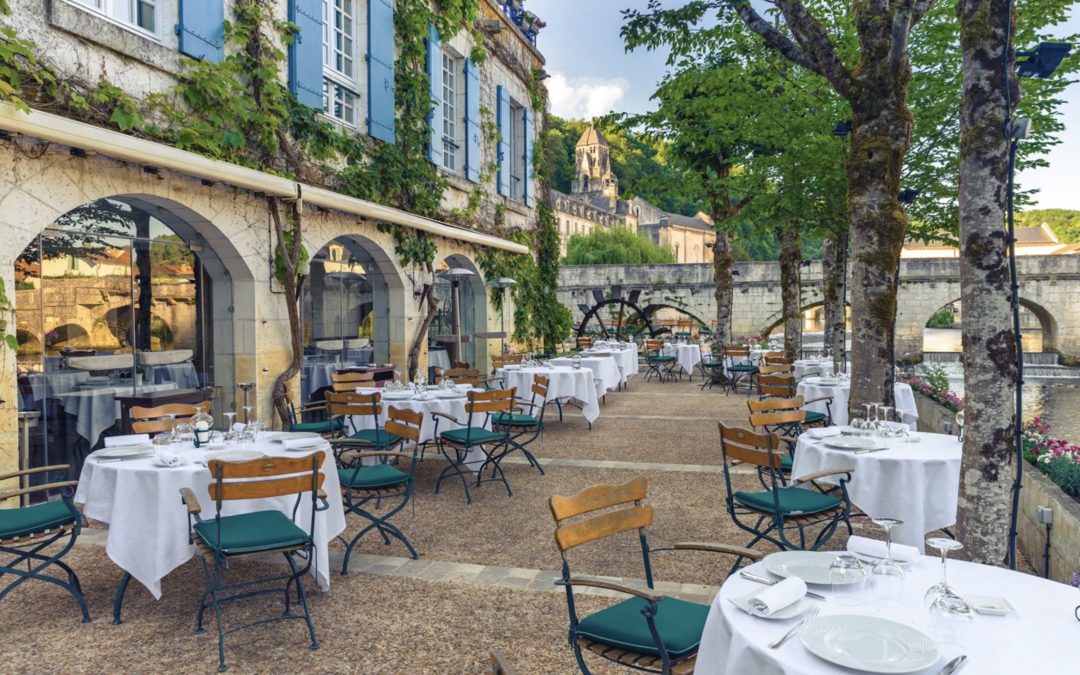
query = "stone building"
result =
(0, 0, 544, 478)
(552, 124, 716, 262)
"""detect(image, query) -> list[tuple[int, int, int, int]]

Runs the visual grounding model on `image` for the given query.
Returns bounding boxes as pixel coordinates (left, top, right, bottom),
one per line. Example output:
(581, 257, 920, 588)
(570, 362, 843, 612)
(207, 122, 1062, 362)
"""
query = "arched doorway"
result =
(14, 196, 249, 468)
(300, 235, 405, 403)
(431, 254, 488, 370)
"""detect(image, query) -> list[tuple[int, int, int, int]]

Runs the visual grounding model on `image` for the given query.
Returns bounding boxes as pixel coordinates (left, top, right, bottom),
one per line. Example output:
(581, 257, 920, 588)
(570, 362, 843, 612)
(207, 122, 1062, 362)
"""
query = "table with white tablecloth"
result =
(54, 382, 178, 446)
(793, 430, 960, 550)
(300, 360, 364, 403)
(143, 362, 200, 388)
(588, 342, 640, 383)
(549, 355, 621, 396)
(662, 343, 702, 378)
(497, 366, 600, 424)
(75, 438, 346, 599)
(797, 377, 918, 428)
(697, 555, 1080, 674)
(428, 348, 451, 371)
(26, 370, 90, 400)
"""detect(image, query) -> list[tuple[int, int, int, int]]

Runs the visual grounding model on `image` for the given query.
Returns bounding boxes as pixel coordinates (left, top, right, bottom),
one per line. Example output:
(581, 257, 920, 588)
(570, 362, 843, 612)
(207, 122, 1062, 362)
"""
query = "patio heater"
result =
(488, 277, 517, 354)
(1004, 41, 1072, 570)
(236, 382, 255, 423)
(440, 267, 475, 365)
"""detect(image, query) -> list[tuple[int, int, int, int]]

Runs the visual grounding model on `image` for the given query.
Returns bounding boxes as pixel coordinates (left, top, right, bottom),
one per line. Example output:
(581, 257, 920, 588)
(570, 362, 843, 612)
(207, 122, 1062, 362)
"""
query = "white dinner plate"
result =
(727, 591, 809, 620)
(503, 364, 521, 370)
(265, 431, 321, 442)
(381, 391, 414, 401)
(204, 450, 264, 462)
(816, 377, 842, 386)
(799, 615, 940, 673)
(151, 457, 187, 468)
(762, 551, 851, 585)
(96, 445, 154, 459)
(284, 439, 326, 451)
(824, 436, 878, 451)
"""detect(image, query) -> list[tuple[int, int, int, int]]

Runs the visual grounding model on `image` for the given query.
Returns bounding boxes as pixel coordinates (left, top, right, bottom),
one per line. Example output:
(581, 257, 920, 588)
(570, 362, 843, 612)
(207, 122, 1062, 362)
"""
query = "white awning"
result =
(0, 102, 529, 255)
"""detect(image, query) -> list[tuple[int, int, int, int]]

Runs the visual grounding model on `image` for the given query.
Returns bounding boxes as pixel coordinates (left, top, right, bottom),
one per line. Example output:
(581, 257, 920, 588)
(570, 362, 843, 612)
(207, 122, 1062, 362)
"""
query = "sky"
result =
(528, 0, 1080, 210)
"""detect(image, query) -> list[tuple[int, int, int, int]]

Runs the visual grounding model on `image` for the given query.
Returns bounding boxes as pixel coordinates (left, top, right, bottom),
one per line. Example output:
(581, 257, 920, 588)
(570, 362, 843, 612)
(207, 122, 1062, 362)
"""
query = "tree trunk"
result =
(822, 226, 849, 369)
(268, 197, 305, 428)
(845, 101, 911, 419)
(712, 228, 735, 345)
(778, 223, 802, 360)
(955, 0, 1018, 565)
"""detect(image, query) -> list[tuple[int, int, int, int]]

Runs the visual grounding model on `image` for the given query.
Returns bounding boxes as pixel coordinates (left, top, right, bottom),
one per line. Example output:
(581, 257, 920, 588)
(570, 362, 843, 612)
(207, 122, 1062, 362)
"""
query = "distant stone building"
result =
(901, 223, 1079, 258)
(552, 125, 716, 262)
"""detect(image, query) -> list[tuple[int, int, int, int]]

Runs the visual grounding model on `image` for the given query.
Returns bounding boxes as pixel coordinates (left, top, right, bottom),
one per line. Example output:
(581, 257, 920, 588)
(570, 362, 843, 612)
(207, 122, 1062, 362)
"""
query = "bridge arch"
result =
(920, 296, 1059, 353)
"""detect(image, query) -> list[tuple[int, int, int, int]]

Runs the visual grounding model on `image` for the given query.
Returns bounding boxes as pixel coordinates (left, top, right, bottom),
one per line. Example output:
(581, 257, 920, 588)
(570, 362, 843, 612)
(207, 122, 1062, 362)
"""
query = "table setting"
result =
(75, 423, 346, 601)
(662, 340, 703, 378)
(496, 361, 600, 424)
(549, 353, 622, 395)
(585, 340, 640, 383)
(697, 535, 1080, 673)
(798, 376, 919, 428)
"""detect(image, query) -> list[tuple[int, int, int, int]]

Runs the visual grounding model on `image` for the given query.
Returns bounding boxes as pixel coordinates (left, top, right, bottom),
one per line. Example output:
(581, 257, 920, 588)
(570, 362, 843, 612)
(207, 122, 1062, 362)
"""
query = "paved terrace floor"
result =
(0, 376, 1003, 673)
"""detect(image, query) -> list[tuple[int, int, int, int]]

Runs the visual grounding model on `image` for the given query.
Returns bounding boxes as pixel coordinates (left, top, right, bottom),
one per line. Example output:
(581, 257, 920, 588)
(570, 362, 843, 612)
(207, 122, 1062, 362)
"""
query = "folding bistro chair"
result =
(0, 464, 88, 622)
(550, 477, 761, 674)
(491, 373, 548, 476)
(286, 395, 346, 437)
(699, 344, 735, 392)
(723, 345, 757, 394)
(751, 394, 833, 428)
(181, 452, 328, 672)
(643, 339, 676, 382)
(325, 391, 399, 463)
(130, 403, 204, 435)
(432, 388, 516, 504)
(491, 353, 525, 373)
(718, 423, 854, 574)
(576, 337, 593, 350)
(330, 370, 375, 392)
(757, 373, 798, 399)
(338, 406, 423, 572)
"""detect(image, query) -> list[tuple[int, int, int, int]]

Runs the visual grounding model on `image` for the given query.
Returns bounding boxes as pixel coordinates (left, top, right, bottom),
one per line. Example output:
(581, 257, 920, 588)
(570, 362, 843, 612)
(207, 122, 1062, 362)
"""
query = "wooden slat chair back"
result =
(749, 409, 805, 429)
(531, 374, 550, 400)
(644, 339, 665, 352)
(718, 424, 785, 471)
(325, 391, 382, 418)
(758, 373, 796, 396)
(466, 388, 516, 416)
(385, 406, 423, 443)
(758, 364, 793, 376)
(446, 368, 483, 386)
(724, 345, 750, 357)
(763, 355, 793, 366)
(550, 476, 653, 553)
(761, 350, 784, 360)
(576, 337, 593, 349)
(747, 397, 804, 413)
(207, 453, 326, 503)
(331, 370, 375, 392)
(452, 361, 471, 370)
(491, 354, 525, 371)
(131, 403, 205, 436)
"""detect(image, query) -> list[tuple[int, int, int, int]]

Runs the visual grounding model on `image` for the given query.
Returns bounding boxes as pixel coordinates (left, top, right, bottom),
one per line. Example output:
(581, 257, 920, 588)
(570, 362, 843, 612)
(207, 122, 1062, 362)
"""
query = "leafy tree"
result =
(563, 227, 675, 265)
(1016, 208, 1080, 242)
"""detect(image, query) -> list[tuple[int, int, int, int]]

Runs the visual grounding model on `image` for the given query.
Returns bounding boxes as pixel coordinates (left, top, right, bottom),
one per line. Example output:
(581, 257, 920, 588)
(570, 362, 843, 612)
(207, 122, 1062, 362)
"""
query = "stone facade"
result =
(558, 256, 1080, 359)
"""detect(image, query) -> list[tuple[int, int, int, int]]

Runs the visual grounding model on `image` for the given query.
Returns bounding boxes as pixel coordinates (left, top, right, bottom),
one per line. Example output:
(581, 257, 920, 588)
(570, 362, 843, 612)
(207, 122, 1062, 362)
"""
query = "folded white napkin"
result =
(747, 577, 807, 617)
(282, 437, 325, 450)
(153, 448, 180, 466)
(804, 427, 842, 440)
(847, 535, 920, 563)
(105, 434, 150, 447)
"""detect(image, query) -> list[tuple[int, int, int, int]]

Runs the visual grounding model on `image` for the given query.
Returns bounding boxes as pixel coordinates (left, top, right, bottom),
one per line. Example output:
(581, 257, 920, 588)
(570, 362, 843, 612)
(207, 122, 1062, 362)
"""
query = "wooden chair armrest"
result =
(0, 481, 79, 502)
(803, 396, 833, 405)
(430, 411, 461, 423)
(0, 464, 70, 482)
(792, 467, 855, 485)
(179, 487, 202, 514)
(561, 576, 664, 603)
(671, 542, 763, 560)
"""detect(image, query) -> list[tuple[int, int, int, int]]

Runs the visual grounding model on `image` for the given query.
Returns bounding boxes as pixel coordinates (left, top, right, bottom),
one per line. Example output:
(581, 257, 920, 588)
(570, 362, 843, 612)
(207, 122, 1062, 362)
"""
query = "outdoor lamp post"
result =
(441, 267, 475, 365)
(488, 277, 517, 354)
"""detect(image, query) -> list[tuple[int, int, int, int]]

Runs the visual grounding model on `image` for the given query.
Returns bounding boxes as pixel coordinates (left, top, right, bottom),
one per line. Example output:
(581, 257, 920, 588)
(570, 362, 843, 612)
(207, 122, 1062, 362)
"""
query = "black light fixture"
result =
(831, 120, 852, 137)
(898, 188, 920, 205)
(1016, 42, 1072, 78)
(801, 260, 812, 268)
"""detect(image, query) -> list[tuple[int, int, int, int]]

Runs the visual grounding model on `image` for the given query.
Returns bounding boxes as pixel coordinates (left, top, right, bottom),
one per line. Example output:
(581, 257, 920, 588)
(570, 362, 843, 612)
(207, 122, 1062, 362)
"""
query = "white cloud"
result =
(546, 72, 630, 119)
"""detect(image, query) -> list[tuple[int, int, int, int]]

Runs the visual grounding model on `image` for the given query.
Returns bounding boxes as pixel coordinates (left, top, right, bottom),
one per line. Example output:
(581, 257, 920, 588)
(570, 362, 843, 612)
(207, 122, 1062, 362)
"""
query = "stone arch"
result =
(642, 302, 709, 332)
(44, 323, 90, 351)
(919, 296, 1059, 353)
(758, 295, 832, 338)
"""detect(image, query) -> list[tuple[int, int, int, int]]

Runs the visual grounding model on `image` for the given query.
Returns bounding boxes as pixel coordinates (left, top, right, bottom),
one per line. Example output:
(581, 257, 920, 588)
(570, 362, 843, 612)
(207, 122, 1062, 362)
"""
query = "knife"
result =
(937, 655, 967, 675)
(739, 571, 827, 600)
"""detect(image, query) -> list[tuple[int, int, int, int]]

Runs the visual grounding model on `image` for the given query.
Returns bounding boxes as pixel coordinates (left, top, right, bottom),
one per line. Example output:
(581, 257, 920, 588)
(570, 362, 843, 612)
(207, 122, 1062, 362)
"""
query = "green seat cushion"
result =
(440, 427, 505, 444)
(493, 412, 540, 427)
(576, 596, 709, 659)
(702, 361, 726, 368)
(290, 418, 343, 434)
(804, 410, 827, 424)
(780, 454, 793, 470)
(0, 500, 77, 539)
(727, 365, 758, 372)
(734, 486, 841, 516)
(648, 356, 676, 363)
(339, 464, 410, 489)
(347, 429, 401, 447)
(193, 510, 310, 555)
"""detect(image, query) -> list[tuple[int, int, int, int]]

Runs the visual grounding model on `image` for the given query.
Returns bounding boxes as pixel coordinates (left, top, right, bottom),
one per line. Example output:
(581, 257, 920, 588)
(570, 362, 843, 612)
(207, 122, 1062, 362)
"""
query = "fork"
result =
(768, 606, 820, 649)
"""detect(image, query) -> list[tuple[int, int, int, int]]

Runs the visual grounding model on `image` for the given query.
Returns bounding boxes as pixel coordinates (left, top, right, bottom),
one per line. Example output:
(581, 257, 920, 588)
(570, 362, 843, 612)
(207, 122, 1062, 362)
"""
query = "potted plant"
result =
(520, 11, 537, 31)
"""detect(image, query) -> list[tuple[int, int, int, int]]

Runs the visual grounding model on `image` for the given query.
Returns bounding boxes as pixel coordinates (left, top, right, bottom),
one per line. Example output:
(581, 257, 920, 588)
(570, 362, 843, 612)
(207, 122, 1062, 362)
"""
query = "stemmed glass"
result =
(829, 552, 869, 606)
(924, 538, 966, 603)
(242, 405, 253, 425)
(223, 411, 237, 445)
(925, 537, 975, 645)
(869, 517, 906, 605)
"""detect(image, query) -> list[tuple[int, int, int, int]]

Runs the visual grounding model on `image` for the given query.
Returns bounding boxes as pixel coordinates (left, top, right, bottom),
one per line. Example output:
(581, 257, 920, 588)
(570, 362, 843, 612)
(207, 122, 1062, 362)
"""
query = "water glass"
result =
(829, 553, 869, 605)
(928, 591, 975, 646)
(870, 517, 906, 605)
(924, 538, 965, 605)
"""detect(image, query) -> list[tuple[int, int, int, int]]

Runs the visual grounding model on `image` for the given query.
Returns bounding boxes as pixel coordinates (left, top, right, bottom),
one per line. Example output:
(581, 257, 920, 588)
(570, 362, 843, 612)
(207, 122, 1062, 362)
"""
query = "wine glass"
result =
(242, 405, 253, 425)
(862, 403, 874, 428)
(829, 552, 869, 606)
(223, 411, 238, 445)
(174, 420, 195, 448)
(869, 517, 906, 605)
(877, 405, 895, 438)
(928, 591, 975, 646)
(924, 538, 966, 604)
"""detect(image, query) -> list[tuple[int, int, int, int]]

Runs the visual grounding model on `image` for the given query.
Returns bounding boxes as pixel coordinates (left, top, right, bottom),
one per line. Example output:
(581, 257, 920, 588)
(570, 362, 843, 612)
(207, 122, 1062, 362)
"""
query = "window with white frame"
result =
(322, 0, 359, 127)
(440, 51, 464, 173)
(74, 0, 157, 35)
(509, 99, 526, 201)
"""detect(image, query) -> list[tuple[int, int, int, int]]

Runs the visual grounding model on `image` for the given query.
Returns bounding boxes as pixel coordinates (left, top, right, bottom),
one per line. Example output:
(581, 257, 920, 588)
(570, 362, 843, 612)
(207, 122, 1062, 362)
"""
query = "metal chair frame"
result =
(432, 388, 516, 504)
(491, 375, 548, 476)
(643, 340, 676, 383)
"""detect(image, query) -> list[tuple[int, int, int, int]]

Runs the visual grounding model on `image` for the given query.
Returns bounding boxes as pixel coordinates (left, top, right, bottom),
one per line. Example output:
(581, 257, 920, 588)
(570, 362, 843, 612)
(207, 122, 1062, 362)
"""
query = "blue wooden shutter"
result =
(496, 85, 511, 197)
(178, 0, 225, 62)
(426, 24, 442, 163)
(523, 107, 535, 207)
(288, 0, 323, 109)
(367, 0, 396, 143)
(464, 59, 482, 183)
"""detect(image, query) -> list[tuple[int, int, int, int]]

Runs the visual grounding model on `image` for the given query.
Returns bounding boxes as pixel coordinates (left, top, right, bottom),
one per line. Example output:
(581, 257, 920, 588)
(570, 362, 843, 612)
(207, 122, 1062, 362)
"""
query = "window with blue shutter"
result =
(464, 59, 481, 183)
(523, 107, 535, 207)
(178, 0, 225, 63)
(496, 86, 512, 197)
(288, 0, 324, 110)
(367, 0, 396, 143)
(426, 24, 442, 163)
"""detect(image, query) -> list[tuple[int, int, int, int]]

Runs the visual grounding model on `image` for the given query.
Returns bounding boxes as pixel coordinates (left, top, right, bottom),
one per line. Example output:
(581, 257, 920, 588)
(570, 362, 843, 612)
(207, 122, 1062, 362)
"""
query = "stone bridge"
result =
(557, 255, 1080, 360)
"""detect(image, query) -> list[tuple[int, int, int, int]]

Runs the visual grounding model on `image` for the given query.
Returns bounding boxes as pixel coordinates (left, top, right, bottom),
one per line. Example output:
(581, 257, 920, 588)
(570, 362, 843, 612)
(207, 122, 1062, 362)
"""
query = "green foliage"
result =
(925, 308, 955, 329)
(563, 227, 675, 265)
(0, 277, 16, 352)
(1044, 455, 1080, 497)
(923, 365, 952, 393)
(1016, 209, 1080, 243)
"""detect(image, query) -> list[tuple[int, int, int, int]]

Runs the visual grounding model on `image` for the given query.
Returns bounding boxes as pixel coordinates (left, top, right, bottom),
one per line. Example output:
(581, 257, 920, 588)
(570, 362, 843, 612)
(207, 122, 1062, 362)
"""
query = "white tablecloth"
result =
(55, 382, 178, 446)
(75, 439, 346, 598)
(663, 343, 702, 376)
(497, 366, 599, 424)
(26, 370, 90, 400)
(792, 430, 960, 550)
(143, 362, 200, 388)
(429, 348, 451, 370)
(300, 360, 364, 403)
(590, 342, 640, 382)
(797, 377, 918, 428)
(697, 557, 1080, 674)
(549, 355, 621, 395)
